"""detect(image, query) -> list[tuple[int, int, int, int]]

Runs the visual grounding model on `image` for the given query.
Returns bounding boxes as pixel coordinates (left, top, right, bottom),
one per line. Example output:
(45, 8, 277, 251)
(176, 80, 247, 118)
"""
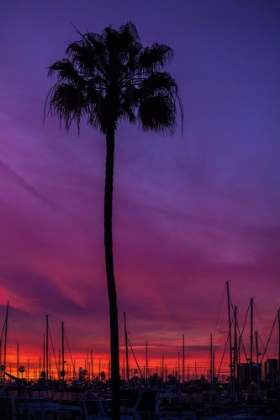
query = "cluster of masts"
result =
(1, 281, 279, 388)
(0, 304, 199, 383)
(219, 281, 280, 400)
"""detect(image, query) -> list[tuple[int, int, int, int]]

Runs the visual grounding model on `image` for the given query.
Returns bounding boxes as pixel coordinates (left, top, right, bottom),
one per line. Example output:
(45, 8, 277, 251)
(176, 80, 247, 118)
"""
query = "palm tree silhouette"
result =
(19, 365, 25, 379)
(45, 21, 183, 419)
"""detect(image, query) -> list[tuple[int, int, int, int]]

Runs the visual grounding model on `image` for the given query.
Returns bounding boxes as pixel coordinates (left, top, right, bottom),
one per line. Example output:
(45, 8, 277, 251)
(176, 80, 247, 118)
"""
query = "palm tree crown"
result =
(46, 21, 183, 135)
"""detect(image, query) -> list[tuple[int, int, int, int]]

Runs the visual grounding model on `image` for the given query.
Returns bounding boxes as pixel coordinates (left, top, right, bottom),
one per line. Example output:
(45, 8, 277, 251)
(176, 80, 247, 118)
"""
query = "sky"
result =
(0, 0, 280, 379)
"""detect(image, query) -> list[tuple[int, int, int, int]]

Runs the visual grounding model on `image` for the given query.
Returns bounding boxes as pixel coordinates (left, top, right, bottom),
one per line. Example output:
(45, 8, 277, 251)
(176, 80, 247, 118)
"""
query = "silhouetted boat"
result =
(154, 388, 206, 420)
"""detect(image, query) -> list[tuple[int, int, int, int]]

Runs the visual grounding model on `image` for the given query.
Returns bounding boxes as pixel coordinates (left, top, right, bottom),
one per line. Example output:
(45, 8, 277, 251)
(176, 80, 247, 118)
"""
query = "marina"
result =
(0, 282, 280, 419)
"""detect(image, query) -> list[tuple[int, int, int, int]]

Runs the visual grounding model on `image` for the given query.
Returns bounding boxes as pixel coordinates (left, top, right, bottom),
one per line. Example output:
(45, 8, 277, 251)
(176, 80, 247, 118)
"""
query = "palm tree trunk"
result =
(104, 126, 120, 419)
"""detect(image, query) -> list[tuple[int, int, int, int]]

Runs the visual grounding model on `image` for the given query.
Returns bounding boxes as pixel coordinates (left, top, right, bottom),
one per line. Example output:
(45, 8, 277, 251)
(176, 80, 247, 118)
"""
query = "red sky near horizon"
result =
(0, 0, 279, 379)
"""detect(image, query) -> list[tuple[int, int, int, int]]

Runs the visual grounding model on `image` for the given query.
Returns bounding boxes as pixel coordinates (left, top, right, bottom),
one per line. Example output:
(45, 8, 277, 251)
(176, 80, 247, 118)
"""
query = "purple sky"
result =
(0, 0, 280, 377)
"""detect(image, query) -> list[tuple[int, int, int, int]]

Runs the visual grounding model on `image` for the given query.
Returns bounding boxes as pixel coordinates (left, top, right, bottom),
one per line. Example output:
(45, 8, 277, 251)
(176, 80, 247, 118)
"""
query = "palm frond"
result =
(140, 43, 174, 71)
(104, 25, 121, 55)
(47, 59, 79, 82)
(138, 95, 177, 135)
(67, 41, 108, 79)
(136, 72, 184, 134)
(47, 83, 87, 132)
(119, 21, 140, 47)
(140, 72, 178, 96)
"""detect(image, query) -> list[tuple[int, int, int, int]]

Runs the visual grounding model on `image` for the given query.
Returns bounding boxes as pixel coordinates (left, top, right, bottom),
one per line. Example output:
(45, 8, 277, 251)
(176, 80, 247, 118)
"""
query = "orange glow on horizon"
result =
(1, 346, 233, 382)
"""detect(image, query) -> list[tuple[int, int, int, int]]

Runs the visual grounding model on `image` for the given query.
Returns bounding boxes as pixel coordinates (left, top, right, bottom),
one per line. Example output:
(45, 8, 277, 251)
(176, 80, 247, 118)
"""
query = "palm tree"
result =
(45, 21, 183, 419)
(19, 365, 25, 379)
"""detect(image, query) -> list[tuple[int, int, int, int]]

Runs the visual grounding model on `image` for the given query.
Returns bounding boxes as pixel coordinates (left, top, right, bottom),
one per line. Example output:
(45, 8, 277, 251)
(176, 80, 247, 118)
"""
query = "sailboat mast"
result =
(249, 298, 254, 398)
(277, 309, 280, 398)
(3, 301, 9, 378)
(233, 306, 238, 399)
(226, 281, 233, 396)
(146, 340, 148, 380)
(17, 343, 19, 377)
(250, 298, 253, 364)
(43, 335, 45, 377)
(255, 330, 261, 400)
(124, 313, 129, 383)
(46, 314, 49, 381)
(210, 333, 213, 383)
(62, 322, 65, 381)
(0, 338, 1, 381)
(178, 351, 180, 384)
(91, 350, 94, 380)
(182, 334, 185, 384)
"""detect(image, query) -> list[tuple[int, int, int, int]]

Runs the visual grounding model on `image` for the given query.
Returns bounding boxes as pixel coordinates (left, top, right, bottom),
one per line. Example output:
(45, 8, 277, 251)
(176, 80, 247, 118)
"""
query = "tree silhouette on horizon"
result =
(45, 21, 183, 419)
